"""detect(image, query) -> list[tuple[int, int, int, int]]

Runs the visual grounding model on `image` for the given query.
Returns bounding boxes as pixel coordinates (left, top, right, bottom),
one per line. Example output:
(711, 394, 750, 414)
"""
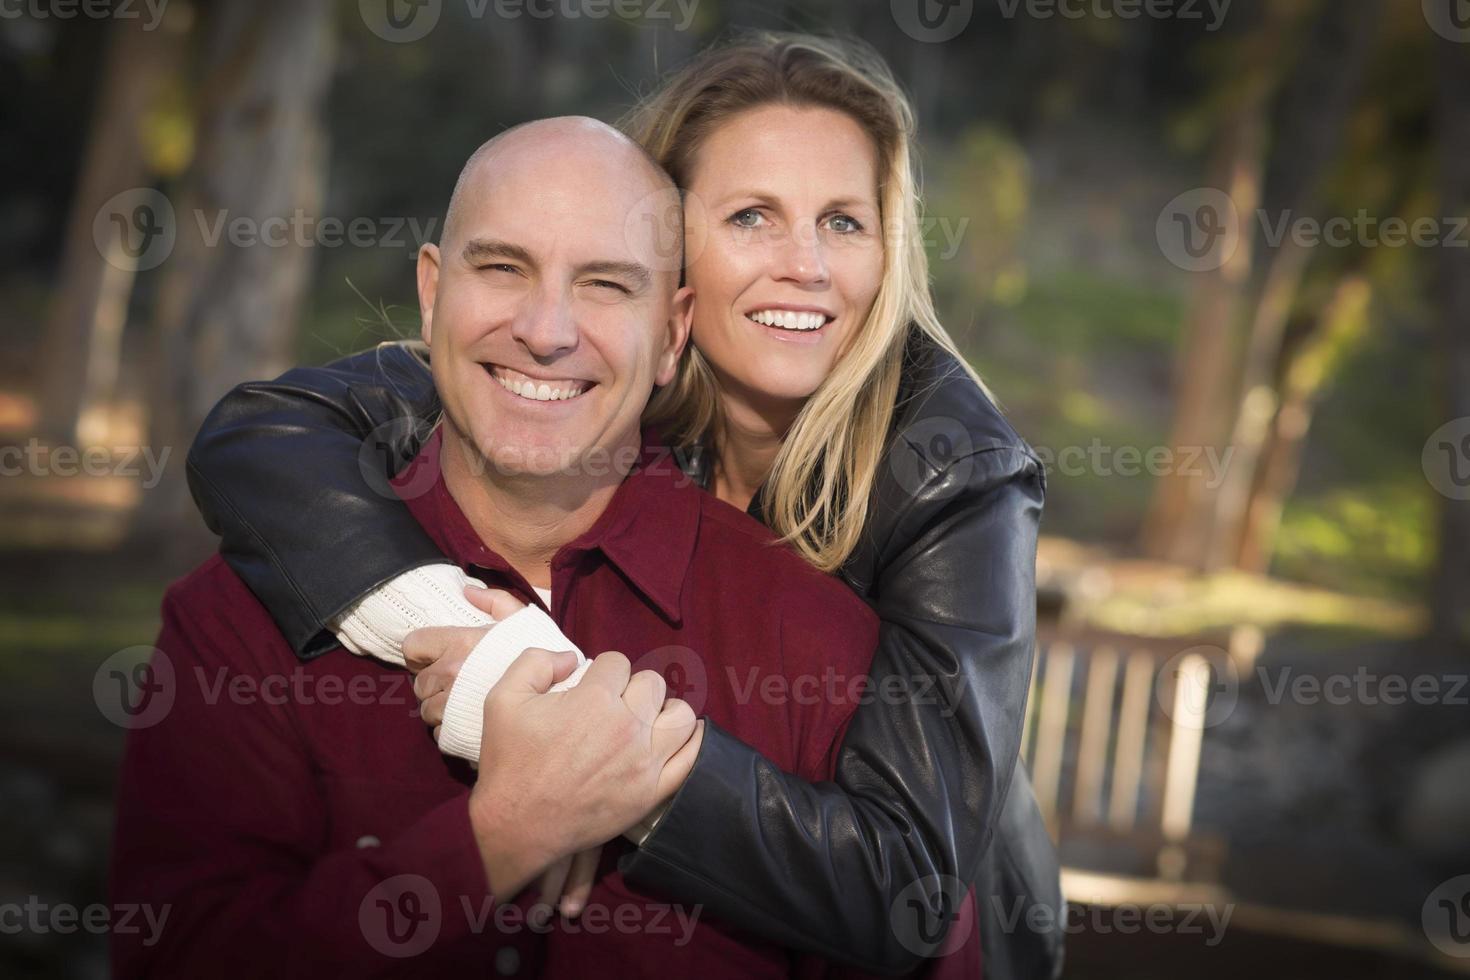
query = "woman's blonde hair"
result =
(624, 31, 986, 573)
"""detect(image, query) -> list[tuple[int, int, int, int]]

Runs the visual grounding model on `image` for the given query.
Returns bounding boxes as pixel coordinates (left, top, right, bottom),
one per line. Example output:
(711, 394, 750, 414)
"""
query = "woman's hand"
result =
(405, 585, 527, 738)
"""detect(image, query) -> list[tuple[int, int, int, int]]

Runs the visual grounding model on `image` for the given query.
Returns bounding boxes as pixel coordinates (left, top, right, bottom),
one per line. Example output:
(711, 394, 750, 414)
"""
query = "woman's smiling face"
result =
(682, 104, 885, 421)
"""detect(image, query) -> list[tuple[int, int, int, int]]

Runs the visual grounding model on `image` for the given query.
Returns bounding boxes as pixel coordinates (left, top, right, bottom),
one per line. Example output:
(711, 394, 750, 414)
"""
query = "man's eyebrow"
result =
(461, 238, 536, 266)
(576, 260, 653, 291)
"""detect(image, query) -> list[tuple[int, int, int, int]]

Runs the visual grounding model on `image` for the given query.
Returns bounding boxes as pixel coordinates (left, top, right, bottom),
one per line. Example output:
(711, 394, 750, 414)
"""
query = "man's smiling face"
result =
(418, 117, 690, 482)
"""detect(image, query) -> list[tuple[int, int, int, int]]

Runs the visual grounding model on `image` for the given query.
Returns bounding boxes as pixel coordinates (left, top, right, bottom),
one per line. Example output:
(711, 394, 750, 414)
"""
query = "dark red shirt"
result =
(111, 428, 881, 978)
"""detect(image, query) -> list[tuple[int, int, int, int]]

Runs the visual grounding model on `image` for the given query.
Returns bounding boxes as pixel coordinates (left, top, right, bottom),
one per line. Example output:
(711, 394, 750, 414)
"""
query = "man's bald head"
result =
(441, 116, 676, 254)
(415, 116, 694, 503)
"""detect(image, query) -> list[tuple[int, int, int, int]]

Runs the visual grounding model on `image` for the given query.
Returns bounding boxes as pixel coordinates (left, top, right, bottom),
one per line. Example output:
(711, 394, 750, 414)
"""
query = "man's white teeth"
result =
(491, 368, 588, 402)
(747, 310, 828, 331)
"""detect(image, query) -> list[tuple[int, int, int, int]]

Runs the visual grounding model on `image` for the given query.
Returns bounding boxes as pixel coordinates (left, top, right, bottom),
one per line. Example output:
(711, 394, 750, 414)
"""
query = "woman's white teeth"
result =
(491, 368, 587, 402)
(747, 310, 828, 331)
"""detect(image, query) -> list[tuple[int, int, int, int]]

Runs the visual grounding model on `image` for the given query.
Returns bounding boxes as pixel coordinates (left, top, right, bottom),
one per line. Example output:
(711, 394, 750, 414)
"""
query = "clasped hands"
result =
(403, 585, 701, 919)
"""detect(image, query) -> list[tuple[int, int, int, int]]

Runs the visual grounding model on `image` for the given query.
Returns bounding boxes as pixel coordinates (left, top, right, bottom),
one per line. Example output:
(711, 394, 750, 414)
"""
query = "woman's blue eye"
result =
(729, 208, 763, 228)
(828, 214, 863, 233)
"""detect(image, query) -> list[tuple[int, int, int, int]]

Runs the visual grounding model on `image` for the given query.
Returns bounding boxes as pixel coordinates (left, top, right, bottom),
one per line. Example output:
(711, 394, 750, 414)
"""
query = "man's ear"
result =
(656, 285, 695, 387)
(417, 243, 441, 345)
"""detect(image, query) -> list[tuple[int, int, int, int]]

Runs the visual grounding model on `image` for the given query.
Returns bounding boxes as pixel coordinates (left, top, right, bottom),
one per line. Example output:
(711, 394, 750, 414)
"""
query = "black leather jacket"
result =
(185, 332, 1063, 978)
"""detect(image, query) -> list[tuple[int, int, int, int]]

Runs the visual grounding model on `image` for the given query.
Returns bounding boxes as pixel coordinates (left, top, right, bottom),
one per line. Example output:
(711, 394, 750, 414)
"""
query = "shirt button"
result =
(355, 834, 380, 849)
(495, 946, 520, 975)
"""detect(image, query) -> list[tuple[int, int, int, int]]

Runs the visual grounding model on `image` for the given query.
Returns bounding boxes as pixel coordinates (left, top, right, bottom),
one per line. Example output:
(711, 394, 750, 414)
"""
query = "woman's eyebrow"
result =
(718, 190, 876, 212)
(823, 196, 876, 212)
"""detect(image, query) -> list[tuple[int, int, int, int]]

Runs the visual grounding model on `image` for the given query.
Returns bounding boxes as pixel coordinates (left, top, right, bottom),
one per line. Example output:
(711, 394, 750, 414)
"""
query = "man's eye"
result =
(828, 214, 864, 233)
(728, 208, 764, 229)
(588, 279, 629, 294)
(481, 263, 519, 274)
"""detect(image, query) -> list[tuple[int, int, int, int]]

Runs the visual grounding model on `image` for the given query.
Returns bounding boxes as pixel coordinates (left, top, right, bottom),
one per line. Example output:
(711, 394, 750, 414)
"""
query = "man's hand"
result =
(466, 647, 700, 899)
(405, 586, 526, 737)
(533, 845, 602, 921)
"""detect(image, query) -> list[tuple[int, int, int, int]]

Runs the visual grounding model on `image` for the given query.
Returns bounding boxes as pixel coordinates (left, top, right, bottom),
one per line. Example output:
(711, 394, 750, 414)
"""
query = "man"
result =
(110, 117, 880, 977)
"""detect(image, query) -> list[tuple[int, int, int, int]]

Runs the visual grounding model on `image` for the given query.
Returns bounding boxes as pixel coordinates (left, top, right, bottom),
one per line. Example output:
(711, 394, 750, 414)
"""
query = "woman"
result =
(188, 32, 1061, 979)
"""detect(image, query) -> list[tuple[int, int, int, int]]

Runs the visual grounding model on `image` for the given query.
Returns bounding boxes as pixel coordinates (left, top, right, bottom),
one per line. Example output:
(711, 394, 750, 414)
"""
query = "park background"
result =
(2, 0, 1469, 976)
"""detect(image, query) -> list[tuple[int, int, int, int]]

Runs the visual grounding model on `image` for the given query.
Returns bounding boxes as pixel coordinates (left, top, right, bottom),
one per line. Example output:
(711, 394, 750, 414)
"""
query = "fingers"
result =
(621, 670, 667, 727)
(403, 626, 486, 673)
(533, 855, 573, 927)
(419, 691, 448, 730)
(546, 648, 581, 687)
(577, 650, 632, 700)
(404, 627, 453, 672)
(648, 697, 696, 762)
(559, 846, 602, 917)
(492, 647, 582, 700)
(654, 718, 704, 803)
(464, 585, 527, 620)
(412, 668, 442, 703)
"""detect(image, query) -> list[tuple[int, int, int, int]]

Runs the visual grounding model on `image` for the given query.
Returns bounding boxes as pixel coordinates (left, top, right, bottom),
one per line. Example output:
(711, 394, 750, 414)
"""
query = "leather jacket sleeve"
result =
(620, 441, 1046, 975)
(185, 342, 445, 657)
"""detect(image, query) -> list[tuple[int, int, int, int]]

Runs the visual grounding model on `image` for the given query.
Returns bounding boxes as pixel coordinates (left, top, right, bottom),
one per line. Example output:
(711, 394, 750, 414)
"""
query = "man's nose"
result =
(772, 223, 830, 286)
(510, 288, 579, 360)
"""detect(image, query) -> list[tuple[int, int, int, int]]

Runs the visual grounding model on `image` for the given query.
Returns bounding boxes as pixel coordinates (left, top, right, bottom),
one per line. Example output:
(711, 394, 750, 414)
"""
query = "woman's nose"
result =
(773, 223, 830, 286)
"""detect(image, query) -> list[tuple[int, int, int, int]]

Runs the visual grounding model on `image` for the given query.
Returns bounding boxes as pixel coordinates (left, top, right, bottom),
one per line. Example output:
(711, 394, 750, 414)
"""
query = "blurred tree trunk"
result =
(1235, 274, 1372, 573)
(1141, 1, 1305, 567)
(131, 0, 335, 555)
(1204, 0, 1380, 570)
(1430, 32, 1470, 647)
(34, 15, 186, 444)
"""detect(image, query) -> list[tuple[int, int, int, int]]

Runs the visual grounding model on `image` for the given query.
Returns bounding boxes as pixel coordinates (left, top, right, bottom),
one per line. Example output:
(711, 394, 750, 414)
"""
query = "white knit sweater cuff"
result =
(437, 604, 588, 762)
(329, 564, 492, 666)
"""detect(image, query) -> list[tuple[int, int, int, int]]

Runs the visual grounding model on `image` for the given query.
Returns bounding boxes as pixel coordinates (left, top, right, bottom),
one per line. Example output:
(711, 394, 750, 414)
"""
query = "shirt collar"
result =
(394, 426, 700, 624)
